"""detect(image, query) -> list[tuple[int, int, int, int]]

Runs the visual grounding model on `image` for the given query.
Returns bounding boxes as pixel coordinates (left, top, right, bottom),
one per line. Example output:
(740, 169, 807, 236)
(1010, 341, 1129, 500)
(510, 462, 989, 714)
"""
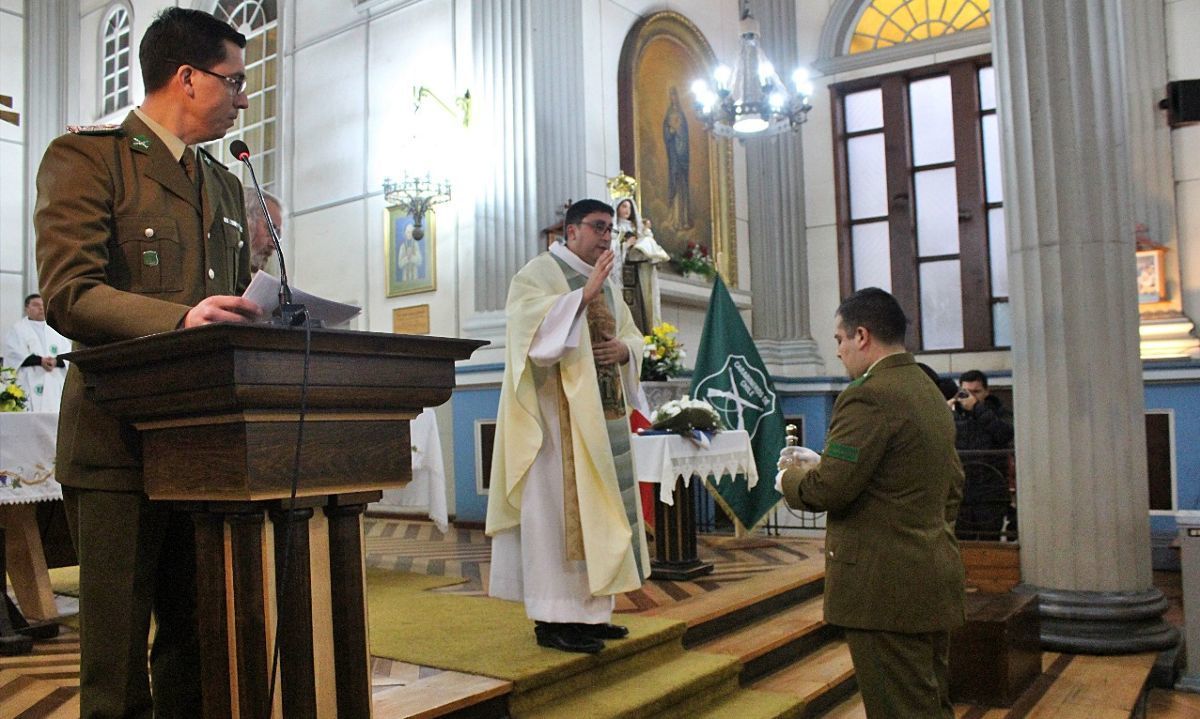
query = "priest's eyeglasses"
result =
(579, 220, 614, 235)
(171, 60, 248, 94)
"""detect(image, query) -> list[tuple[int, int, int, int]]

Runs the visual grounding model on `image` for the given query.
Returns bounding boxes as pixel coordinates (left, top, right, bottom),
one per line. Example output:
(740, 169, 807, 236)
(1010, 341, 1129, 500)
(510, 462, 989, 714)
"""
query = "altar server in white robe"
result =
(487, 199, 651, 654)
(3, 294, 69, 412)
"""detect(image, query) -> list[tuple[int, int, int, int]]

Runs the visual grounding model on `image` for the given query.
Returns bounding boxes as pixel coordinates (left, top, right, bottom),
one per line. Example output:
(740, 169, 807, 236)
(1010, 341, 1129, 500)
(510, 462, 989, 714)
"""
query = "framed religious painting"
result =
(1136, 247, 1166, 305)
(617, 11, 737, 284)
(385, 207, 436, 297)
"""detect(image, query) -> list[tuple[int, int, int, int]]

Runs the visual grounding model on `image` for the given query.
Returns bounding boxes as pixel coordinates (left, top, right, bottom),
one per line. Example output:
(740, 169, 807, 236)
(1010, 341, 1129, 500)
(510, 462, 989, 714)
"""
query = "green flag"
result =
(689, 274, 786, 533)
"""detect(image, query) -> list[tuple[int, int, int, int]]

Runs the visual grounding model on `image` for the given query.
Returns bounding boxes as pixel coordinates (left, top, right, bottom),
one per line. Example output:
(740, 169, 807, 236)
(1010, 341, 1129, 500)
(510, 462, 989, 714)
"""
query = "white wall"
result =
(283, 0, 465, 340)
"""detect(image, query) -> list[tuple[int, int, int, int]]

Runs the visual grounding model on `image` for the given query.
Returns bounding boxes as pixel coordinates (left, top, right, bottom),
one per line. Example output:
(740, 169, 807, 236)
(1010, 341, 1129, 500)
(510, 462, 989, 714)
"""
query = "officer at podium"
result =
(34, 8, 262, 716)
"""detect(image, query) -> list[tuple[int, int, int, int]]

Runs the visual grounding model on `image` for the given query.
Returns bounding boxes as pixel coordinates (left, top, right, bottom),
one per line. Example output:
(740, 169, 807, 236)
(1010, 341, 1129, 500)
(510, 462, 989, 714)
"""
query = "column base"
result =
(756, 338, 825, 378)
(1015, 584, 1179, 654)
(1139, 313, 1200, 360)
(462, 310, 508, 349)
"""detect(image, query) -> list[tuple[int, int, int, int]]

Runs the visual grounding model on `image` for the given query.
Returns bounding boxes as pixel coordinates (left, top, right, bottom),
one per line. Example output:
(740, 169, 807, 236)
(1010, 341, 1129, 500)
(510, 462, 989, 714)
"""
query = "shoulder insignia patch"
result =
(847, 374, 871, 388)
(67, 123, 123, 136)
(130, 134, 152, 152)
(825, 442, 860, 463)
(197, 146, 228, 169)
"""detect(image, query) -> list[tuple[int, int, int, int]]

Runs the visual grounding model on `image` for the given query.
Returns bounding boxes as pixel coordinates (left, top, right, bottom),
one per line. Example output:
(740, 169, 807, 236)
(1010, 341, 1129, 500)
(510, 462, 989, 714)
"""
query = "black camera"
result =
(955, 390, 969, 400)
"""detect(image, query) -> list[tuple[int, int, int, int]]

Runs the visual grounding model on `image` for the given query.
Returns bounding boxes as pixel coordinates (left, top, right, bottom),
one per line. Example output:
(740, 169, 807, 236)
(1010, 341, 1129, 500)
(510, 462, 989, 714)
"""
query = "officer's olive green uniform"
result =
(35, 110, 250, 718)
(780, 352, 965, 718)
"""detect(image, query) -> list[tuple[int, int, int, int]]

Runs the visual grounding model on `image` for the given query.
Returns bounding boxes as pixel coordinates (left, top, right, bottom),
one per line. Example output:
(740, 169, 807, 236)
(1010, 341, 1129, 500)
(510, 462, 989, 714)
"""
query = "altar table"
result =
(0, 412, 64, 621)
(632, 430, 757, 581)
(370, 408, 448, 532)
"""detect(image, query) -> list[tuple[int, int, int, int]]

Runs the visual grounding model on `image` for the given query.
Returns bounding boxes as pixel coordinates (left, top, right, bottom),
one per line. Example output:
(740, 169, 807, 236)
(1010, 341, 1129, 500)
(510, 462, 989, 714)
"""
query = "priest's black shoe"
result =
(573, 622, 629, 640)
(534, 622, 604, 654)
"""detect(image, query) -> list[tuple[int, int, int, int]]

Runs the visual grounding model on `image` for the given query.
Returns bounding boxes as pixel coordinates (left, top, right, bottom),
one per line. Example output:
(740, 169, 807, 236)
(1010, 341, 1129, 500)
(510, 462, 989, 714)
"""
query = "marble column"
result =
(23, 0, 79, 293)
(465, 0, 586, 346)
(1121, 0, 1199, 358)
(741, 0, 823, 376)
(992, 0, 1176, 653)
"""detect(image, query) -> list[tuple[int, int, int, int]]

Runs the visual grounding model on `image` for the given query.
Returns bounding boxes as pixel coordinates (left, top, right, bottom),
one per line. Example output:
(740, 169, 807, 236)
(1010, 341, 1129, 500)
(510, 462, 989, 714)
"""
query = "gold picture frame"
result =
(385, 207, 436, 297)
(618, 11, 737, 284)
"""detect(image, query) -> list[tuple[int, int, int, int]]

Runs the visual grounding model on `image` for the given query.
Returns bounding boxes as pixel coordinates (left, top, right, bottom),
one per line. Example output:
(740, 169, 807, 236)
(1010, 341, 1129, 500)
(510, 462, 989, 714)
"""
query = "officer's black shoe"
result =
(573, 622, 630, 640)
(534, 622, 604, 654)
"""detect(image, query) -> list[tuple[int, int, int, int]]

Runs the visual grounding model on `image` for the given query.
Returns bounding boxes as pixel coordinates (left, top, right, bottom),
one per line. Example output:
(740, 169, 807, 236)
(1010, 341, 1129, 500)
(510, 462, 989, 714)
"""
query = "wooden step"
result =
(751, 640, 857, 718)
(695, 596, 838, 682)
(817, 692, 865, 719)
(645, 562, 826, 648)
(518, 649, 742, 719)
(678, 687, 805, 719)
(372, 670, 510, 719)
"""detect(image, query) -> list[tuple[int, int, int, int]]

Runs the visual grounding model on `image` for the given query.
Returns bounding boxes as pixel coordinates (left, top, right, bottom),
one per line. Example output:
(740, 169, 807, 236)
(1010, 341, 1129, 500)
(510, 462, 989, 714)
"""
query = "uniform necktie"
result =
(181, 148, 202, 202)
(180, 148, 196, 183)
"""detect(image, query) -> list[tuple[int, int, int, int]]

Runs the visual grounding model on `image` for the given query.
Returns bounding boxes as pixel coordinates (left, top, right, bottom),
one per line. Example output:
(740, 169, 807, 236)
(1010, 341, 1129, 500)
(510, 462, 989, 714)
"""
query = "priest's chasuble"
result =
(2, 317, 69, 412)
(487, 242, 650, 622)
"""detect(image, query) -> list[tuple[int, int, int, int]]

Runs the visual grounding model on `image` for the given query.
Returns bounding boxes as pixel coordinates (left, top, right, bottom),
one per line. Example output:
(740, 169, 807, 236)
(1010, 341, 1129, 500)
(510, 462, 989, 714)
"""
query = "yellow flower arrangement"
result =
(0, 367, 28, 412)
(641, 322, 685, 381)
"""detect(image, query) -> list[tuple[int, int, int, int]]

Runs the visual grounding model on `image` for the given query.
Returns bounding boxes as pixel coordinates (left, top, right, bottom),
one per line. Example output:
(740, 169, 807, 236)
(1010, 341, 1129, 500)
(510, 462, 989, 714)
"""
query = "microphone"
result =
(229, 140, 308, 326)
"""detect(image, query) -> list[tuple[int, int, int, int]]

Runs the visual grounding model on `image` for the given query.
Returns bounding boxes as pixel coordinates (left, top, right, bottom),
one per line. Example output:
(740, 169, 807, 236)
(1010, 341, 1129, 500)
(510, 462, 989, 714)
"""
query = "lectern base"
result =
(650, 559, 715, 581)
(188, 491, 380, 719)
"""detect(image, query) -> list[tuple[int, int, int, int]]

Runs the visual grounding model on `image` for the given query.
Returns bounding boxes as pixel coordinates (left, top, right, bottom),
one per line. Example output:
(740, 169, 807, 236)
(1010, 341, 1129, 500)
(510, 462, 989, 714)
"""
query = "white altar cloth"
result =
(0, 412, 63, 505)
(372, 408, 448, 532)
(632, 429, 758, 506)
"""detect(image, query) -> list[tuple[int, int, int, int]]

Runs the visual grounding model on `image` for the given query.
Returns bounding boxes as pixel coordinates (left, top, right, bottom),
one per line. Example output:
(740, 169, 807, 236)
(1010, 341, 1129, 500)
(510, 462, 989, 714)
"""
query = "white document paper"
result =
(242, 271, 361, 326)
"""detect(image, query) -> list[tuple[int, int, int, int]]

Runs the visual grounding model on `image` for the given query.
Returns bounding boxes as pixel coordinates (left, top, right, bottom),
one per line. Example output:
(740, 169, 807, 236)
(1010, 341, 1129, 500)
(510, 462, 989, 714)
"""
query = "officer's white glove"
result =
(775, 446, 821, 492)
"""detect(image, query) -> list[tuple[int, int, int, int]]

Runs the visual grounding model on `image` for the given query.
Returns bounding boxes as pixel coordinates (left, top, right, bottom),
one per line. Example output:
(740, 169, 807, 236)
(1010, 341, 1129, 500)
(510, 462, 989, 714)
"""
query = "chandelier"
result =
(690, 2, 813, 138)
(383, 175, 451, 241)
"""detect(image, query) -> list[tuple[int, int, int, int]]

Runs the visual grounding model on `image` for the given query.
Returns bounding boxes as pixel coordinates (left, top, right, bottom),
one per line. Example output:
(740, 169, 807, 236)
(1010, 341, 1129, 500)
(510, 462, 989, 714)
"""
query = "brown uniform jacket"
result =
(35, 111, 251, 491)
(780, 353, 966, 633)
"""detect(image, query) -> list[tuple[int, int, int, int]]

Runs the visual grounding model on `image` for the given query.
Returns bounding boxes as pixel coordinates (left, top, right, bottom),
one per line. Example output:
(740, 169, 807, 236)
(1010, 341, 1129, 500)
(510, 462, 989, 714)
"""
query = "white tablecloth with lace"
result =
(631, 429, 758, 505)
(0, 412, 62, 505)
(0, 411, 62, 620)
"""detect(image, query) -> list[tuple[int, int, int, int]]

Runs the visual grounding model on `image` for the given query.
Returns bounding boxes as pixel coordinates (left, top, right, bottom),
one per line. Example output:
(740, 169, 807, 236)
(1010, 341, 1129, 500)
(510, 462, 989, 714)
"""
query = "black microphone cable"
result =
(229, 140, 314, 714)
(265, 321, 312, 716)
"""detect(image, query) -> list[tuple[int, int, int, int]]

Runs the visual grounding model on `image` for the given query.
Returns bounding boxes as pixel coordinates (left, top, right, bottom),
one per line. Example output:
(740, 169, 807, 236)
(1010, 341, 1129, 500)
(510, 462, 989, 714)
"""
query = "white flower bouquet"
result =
(650, 395, 724, 434)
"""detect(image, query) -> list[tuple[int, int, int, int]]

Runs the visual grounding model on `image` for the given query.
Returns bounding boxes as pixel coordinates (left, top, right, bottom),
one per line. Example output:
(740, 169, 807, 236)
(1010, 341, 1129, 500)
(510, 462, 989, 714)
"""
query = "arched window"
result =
(100, 4, 132, 115)
(849, 0, 990, 54)
(827, 1, 1007, 351)
(206, 0, 279, 192)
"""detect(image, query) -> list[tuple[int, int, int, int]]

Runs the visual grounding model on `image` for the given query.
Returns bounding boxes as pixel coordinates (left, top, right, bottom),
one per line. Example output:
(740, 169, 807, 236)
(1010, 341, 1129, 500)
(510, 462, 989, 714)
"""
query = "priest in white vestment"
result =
(2, 294, 69, 412)
(486, 199, 651, 654)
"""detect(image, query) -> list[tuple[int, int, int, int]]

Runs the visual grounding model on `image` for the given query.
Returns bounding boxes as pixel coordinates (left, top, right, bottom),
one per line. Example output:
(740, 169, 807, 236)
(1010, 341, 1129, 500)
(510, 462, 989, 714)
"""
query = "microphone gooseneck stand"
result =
(228, 140, 317, 716)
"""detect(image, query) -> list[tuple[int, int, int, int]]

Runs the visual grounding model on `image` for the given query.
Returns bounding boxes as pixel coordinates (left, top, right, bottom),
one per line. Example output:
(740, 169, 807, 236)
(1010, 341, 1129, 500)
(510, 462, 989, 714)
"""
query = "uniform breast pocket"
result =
(220, 218, 246, 293)
(115, 216, 183, 294)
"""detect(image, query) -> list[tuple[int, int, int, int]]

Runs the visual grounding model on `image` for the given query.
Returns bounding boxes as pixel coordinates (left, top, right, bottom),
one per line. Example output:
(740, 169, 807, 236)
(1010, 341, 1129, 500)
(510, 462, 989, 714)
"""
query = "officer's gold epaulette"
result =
(197, 146, 229, 170)
(67, 123, 124, 136)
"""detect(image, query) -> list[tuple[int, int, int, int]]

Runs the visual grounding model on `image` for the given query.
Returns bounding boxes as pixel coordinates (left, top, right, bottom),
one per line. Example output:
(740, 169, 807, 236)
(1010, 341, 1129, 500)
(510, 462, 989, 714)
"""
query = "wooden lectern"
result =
(65, 324, 485, 718)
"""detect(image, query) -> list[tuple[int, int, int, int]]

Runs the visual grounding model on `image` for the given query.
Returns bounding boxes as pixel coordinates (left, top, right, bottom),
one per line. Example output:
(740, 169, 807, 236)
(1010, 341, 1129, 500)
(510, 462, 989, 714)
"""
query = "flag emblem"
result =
(693, 355, 778, 439)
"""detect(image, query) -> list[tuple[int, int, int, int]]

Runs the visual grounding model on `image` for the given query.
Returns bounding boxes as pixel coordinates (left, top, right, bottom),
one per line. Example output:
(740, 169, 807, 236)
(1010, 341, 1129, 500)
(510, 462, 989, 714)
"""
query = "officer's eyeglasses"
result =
(170, 60, 248, 94)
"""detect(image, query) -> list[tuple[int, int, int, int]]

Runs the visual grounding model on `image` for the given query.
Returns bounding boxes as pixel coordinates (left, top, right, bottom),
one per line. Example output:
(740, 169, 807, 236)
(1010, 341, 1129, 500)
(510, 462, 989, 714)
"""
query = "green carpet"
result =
(364, 568, 686, 693)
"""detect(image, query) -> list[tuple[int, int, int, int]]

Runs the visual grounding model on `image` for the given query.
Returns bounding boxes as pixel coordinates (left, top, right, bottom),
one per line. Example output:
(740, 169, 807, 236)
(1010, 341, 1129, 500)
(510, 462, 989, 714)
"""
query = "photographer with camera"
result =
(949, 370, 1014, 541)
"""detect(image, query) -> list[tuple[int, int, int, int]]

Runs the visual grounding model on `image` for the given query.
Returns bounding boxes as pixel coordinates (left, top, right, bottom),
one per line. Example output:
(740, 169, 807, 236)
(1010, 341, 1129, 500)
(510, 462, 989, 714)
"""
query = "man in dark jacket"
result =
(951, 370, 1014, 540)
(777, 288, 964, 718)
